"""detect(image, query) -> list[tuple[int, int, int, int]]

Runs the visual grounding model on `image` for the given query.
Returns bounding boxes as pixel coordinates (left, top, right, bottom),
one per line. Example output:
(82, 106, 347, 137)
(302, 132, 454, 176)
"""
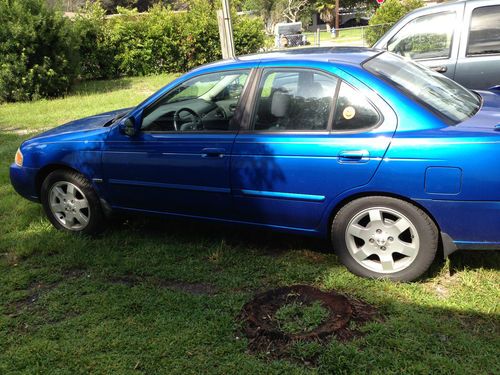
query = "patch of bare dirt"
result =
(6, 269, 89, 318)
(238, 285, 382, 364)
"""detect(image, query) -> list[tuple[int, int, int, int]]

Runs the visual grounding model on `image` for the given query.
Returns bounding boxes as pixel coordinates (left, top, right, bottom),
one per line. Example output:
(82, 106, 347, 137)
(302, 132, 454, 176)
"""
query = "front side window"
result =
(364, 52, 480, 124)
(141, 70, 249, 132)
(387, 12, 456, 60)
(252, 69, 337, 131)
(467, 5, 500, 56)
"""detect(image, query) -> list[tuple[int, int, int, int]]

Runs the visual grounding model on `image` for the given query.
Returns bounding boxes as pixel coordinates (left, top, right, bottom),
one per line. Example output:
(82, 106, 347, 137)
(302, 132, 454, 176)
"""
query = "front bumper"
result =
(9, 163, 40, 202)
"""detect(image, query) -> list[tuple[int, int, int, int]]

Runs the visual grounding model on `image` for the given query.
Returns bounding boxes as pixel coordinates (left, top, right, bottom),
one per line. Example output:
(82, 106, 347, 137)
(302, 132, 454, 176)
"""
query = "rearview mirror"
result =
(120, 117, 137, 137)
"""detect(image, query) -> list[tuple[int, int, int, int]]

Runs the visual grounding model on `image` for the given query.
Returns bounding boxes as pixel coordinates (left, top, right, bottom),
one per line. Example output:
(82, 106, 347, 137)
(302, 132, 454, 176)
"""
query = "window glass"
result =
(141, 70, 249, 132)
(333, 83, 380, 131)
(364, 52, 480, 124)
(387, 12, 455, 60)
(467, 5, 500, 56)
(253, 70, 337, 131)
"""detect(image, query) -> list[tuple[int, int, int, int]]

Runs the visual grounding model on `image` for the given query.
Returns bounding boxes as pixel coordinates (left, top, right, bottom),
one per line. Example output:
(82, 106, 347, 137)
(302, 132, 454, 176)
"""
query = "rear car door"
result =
(230, 65, 397, 231)
(454, 1, 500, 89)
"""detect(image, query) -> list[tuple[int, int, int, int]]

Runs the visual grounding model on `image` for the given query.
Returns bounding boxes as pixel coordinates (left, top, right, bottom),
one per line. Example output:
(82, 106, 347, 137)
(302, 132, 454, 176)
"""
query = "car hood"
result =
(455, 90, 500, 131)
(33, 108, 132, 139)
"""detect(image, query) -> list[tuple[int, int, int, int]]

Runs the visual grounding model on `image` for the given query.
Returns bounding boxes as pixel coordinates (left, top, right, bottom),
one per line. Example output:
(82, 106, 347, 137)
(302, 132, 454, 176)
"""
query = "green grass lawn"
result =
(305, 28, 364, 43)
(1, 76, 499, 374)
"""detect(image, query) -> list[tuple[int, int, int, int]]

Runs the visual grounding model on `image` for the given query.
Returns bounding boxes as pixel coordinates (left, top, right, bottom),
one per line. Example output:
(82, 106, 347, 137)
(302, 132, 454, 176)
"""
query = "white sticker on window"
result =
(343, 106, 356, 120)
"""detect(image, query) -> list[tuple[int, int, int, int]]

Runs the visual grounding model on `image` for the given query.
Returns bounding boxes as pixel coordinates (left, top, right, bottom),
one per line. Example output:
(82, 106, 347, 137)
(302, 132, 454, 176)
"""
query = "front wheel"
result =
(41, 169, 105, 235)
(331, 196, 438, 281)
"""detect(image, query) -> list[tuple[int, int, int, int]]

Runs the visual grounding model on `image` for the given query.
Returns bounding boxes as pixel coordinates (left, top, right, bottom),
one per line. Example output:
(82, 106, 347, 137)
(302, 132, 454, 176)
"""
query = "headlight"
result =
(15, 148, 23, 167)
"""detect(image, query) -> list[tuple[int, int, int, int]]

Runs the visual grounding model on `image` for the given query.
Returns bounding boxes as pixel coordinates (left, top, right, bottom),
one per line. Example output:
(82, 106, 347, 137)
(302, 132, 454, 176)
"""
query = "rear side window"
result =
(333, 82, 380, 131)
(252, 69, 337, 132)
(467, 5, 500, 56)
(387, 12, 456, 60)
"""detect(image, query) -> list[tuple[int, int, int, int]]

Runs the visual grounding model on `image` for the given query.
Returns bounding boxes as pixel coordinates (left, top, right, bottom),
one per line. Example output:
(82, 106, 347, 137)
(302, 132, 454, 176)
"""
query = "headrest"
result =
(271, 90, 290, 118)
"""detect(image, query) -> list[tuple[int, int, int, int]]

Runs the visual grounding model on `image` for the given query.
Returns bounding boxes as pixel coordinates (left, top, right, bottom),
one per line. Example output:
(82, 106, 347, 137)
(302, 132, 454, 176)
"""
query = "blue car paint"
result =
(10, 49, 500, 253)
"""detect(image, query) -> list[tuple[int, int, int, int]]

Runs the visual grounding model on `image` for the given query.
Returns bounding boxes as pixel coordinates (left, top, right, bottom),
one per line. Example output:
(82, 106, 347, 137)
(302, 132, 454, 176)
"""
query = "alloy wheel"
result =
(344, 207, 420, 274)
(49, 181, 90, 230)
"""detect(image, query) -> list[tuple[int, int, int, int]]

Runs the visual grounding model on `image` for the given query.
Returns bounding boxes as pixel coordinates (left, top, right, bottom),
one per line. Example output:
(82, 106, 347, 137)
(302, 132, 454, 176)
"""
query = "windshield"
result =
(363, 52, 481, 124)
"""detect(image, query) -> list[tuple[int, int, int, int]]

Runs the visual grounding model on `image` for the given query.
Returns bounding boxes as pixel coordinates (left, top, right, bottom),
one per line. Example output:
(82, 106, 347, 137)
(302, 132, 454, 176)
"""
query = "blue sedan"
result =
(10, 47, 500, 281)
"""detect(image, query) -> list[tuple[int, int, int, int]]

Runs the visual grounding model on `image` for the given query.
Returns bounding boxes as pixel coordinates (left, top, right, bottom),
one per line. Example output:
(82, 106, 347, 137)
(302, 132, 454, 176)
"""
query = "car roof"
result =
(191, 47, 382, 73)
(407, 0, 497, 13)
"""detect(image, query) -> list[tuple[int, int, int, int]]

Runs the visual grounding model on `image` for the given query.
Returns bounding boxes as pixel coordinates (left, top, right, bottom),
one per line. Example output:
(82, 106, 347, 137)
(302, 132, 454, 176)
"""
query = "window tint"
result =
(467, 5, 500, 56)
(141, 70, 249, 132)
(333, 82, 380, 131)
(253, 70, 337, 131)
(387, 12, 455, 60)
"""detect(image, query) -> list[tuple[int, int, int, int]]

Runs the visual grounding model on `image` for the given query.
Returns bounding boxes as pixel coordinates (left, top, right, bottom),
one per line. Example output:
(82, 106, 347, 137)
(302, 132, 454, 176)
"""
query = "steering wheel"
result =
(173, 107, 203, 131)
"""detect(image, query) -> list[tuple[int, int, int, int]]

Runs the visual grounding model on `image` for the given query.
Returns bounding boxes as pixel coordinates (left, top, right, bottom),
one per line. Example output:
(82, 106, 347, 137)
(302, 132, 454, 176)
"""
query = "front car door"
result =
(375, 3, 464, 79)
(101, 68, 252, 219)
(230, 63, 397, 233)
(454, 0, 500, 89)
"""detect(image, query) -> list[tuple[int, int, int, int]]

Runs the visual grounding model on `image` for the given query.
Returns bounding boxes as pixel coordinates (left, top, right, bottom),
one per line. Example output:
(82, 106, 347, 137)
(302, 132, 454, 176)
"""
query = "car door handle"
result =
(201, 148, 225, 158)
(338, 150, 369, 162)
(430, 65, 447, 73)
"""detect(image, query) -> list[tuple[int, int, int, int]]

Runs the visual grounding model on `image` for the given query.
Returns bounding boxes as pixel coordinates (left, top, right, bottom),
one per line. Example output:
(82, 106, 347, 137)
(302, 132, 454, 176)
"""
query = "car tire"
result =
(41, 169, 105, 235)
(331, 196, 438, 282)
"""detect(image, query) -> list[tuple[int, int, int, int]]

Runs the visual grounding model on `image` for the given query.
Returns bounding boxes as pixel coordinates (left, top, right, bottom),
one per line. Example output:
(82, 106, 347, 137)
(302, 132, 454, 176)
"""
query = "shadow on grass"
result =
(449, 250, 500, 273)
(108, 214, 331, 257)
(107, 214, 500, 278)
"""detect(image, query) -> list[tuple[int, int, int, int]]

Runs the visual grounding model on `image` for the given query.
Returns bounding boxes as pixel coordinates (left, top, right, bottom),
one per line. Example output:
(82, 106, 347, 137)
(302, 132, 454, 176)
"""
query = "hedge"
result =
(0, 0, 78, 102)
(0, 0, 266, 103)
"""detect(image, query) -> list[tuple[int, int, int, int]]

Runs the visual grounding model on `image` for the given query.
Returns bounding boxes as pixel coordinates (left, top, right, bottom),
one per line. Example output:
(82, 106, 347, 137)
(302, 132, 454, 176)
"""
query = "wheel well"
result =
(35, 164, 80, 196)
(327, 192, 442, 239)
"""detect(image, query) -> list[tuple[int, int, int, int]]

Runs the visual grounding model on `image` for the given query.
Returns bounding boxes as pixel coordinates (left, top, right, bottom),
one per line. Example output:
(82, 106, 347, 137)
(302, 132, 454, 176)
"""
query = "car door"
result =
(375, 3, 464, 80)
(101, 69, 252, 218)
(230, 66, 397, 231)
(454, 1, 500, 89)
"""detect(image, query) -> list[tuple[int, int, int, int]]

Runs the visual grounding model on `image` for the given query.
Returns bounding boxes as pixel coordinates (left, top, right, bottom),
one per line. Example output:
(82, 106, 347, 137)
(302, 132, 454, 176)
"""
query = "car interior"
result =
(140, 72, 249, 132)
(253, 71, 336, 131)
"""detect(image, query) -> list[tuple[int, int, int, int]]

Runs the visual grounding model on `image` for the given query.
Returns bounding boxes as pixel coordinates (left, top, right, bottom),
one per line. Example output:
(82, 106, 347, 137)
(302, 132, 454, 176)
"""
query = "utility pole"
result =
(217, 0, 236, 59)
(334, 0, 340, 38)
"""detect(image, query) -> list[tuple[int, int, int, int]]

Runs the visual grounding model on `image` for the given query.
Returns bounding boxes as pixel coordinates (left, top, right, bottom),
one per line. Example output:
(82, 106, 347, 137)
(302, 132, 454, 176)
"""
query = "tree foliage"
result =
(365, 0, 424, 46)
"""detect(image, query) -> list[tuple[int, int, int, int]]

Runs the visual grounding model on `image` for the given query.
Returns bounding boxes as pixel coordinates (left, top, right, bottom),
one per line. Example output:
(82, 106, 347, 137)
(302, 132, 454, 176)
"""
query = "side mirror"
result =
(120, 117, 137, 137)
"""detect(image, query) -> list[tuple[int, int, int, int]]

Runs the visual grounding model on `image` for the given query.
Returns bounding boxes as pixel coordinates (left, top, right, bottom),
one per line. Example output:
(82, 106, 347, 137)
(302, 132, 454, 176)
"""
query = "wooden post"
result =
(217, 0, 236, 60)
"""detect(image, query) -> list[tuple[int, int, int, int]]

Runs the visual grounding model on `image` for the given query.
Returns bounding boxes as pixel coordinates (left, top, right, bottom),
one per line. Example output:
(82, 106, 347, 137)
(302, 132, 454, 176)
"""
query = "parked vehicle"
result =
(10, 47, 500, 281)
(373, 0, 500, 90)
(274, 22, 307, 48)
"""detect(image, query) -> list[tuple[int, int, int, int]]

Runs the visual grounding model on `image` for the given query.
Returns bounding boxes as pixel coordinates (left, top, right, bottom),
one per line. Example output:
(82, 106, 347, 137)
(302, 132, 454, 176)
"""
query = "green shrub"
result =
(0, 0, 78, 102)
(74, 1, 265, 80)
(365, 0, 424, 47)
(234, 13, 265, 56)
(73, 1, 119, 80)
(0, 0, 265, 101)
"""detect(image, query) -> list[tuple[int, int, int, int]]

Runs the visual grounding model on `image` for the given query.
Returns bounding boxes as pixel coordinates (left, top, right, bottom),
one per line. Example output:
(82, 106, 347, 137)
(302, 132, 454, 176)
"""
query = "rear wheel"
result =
(331, 196, 438, 281)
(41, 169, 105, 235)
